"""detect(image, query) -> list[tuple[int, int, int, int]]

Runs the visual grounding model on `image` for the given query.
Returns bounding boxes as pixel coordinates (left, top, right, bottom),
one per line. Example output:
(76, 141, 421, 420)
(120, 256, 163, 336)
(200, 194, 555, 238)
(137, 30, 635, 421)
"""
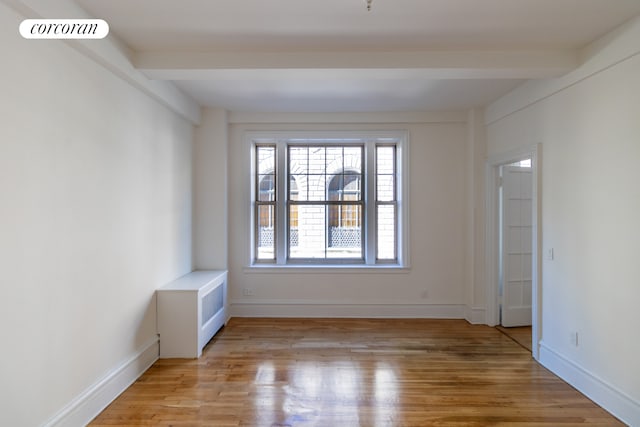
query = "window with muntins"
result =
(252, 133, 406, 266)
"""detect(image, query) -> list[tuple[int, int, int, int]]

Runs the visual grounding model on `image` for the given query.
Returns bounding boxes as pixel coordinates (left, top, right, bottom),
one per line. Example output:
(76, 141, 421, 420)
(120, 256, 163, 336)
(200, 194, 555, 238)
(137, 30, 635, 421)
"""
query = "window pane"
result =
(257, 146, 275, 174)
(377, 204, 396, 260)
(290, 175, 308, 200)
(289, 204, 326, 259)
(328, 204, 362, 259)
(328, 175, 362, 201)
(289, 146, 308, 173)
(256, 205, 275, 260)
(328, 204, 362, 229)
(327, 175, 343, 201)
(307, 146, 326, 174)
(258, 175, 275, 201)
(289, 205, 299, 249)
(307, 174, 326, 201)
(376, 146, 395, 174)
(376, 175, 394, 201)
(343, 175, 362, 201)
(289, 176, 299, 201)
(326, 147, 343, 172)
(344, 147, 362, 174)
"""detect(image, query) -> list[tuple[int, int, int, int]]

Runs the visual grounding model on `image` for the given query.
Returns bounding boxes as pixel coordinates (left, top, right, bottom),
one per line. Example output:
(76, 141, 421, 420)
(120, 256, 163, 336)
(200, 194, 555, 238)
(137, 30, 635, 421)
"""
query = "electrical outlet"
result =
(242, 288, 255, 296)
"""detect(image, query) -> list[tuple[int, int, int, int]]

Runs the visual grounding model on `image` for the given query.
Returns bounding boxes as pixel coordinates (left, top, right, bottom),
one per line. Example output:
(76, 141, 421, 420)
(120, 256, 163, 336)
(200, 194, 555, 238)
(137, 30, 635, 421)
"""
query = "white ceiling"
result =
(74, 0, 640, 112)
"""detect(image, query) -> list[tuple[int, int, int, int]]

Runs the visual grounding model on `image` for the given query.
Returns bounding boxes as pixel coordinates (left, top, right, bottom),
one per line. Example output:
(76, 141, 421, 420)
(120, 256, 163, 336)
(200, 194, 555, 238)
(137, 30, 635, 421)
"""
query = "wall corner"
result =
(193, 108, 229, 270)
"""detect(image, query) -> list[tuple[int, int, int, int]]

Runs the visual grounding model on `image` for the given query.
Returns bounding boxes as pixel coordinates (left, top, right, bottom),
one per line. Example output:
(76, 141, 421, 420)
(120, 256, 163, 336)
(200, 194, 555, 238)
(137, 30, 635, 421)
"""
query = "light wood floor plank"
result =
(91, 318, 623, 426)
(496, 326, 533, 352)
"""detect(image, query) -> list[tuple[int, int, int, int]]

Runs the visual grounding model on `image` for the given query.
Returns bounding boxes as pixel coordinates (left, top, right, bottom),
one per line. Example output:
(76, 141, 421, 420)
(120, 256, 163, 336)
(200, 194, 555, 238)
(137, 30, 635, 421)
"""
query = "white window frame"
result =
(248, 131, 409, 269)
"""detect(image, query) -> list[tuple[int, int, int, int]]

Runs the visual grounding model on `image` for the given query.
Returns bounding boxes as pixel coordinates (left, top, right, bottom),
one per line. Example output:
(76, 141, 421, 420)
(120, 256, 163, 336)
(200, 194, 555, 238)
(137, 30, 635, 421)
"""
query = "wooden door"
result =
(501, 164, 533, 327)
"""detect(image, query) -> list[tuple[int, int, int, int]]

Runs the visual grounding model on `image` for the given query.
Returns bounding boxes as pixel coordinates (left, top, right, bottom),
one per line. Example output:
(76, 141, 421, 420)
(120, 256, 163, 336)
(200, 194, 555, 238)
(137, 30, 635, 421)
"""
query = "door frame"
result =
(485, 143, 541, 360)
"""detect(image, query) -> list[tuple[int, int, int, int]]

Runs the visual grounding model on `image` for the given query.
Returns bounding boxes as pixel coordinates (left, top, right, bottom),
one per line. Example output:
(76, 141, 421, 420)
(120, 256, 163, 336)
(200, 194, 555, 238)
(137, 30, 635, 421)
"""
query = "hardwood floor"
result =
(496, 325, 532, 352)
(91, 318, 623, 426)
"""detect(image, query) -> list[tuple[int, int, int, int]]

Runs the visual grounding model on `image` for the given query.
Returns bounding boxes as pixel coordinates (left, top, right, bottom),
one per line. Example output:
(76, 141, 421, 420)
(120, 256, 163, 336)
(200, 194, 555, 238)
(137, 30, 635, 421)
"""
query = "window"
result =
(252, 132, 406, 266)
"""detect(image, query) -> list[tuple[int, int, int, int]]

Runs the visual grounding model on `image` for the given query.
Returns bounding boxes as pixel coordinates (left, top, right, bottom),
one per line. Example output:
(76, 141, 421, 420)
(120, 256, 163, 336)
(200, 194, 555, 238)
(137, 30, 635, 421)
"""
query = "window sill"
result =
(243, 264, 410, 274)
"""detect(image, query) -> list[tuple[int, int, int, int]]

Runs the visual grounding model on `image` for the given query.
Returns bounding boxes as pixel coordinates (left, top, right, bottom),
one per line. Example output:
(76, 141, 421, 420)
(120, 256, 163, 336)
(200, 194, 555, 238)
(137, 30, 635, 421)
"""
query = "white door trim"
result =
(485, 144, 542, 360)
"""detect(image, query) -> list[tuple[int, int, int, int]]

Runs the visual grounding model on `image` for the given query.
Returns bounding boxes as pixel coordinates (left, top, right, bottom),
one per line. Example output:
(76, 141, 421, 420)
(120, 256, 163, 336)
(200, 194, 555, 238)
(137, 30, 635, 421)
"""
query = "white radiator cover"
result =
(157, 270, 228, 358)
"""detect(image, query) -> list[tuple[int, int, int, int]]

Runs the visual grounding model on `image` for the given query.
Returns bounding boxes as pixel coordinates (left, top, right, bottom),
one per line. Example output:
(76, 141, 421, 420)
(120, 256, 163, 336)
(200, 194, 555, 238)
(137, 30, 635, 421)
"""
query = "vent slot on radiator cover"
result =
(202, 285, 224, 326)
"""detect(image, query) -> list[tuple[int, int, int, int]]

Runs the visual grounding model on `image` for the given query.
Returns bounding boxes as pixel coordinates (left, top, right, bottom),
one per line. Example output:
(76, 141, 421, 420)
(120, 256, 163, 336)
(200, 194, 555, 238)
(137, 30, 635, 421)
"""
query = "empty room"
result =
(1, 0, 639, 426)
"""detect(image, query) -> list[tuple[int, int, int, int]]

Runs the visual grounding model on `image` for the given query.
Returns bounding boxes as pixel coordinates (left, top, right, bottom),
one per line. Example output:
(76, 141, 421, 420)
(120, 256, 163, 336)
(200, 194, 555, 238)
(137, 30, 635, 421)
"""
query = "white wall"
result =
(486, 16, 640, 425)
(466, 108, 487, 322)
(193, 108, 228, 270)
(0, 3, 194, 426)
(220, 114, 474, 318)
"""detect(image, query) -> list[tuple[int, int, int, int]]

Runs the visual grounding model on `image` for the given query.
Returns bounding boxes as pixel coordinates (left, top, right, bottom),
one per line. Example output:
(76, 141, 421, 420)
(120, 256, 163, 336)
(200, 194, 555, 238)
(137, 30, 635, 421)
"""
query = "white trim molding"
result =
(230, 300, 466, 319)
(43, 337, 159, 427)
(245, 130, 410, 269)
(539, 342, 640, 426)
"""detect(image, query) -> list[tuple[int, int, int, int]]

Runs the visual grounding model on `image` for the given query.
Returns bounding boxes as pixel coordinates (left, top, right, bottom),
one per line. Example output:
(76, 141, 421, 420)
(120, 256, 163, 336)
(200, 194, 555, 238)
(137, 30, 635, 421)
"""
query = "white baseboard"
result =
(230, 300, 466, 318)
(464, 306, 486, 324)
(539, 341, 640, 426)
(43, 337, 159, 427)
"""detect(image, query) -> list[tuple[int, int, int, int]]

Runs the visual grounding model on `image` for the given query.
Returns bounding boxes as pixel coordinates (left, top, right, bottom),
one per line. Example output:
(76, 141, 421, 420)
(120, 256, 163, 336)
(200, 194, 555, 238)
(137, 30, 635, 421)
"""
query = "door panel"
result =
(501, 164, 533, 327)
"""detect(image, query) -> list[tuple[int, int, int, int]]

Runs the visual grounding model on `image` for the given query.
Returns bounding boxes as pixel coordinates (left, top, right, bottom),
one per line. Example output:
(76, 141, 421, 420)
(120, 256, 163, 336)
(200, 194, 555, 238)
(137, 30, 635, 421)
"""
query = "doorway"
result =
(499, 159, 533, 328)
(485, 145, 541, 360)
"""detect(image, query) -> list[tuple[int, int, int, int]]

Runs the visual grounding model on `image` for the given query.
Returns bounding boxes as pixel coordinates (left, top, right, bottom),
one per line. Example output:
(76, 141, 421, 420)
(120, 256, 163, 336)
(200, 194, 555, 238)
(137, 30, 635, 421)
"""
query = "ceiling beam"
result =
(135, 49, 579, 80)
